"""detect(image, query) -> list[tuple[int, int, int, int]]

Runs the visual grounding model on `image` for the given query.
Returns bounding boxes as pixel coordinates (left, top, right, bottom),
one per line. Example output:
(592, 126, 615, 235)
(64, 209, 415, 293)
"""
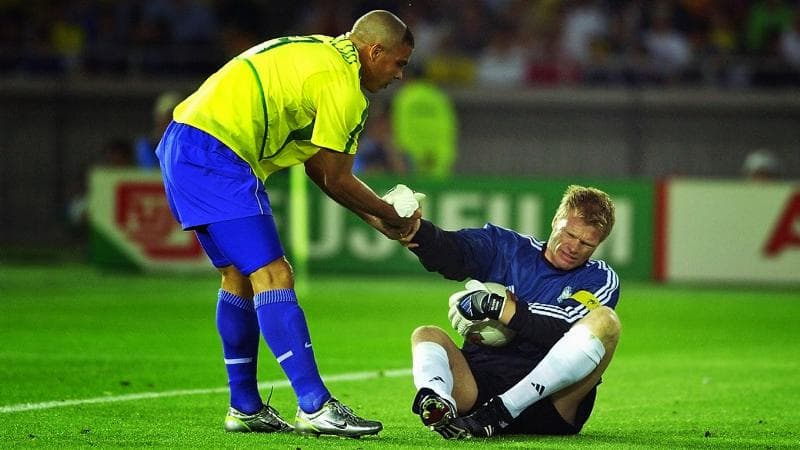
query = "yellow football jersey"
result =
(173, 35, 368, 181)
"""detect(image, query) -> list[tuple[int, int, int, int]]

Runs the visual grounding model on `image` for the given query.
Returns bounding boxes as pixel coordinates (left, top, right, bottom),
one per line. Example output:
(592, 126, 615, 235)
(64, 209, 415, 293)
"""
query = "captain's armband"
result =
(570, 290, 601, 310)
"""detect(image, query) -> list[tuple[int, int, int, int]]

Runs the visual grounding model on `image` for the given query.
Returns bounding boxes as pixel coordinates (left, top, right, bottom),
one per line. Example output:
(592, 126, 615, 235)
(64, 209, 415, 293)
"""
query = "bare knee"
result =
(411, 325, 452, 347)
(249, 256, 295, 292)
(219, 266, 253, 298)
(580, 306, 621, 348)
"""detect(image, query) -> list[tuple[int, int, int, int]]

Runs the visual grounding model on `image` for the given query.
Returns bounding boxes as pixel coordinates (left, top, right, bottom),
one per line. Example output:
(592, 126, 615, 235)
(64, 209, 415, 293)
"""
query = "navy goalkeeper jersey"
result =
(410, 219, 620, 366)
(450, 223, 620, 325)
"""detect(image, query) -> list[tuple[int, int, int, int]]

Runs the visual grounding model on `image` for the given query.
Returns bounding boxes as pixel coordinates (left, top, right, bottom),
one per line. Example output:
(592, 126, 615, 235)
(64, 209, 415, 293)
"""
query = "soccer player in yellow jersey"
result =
(156, 10, 415, 438)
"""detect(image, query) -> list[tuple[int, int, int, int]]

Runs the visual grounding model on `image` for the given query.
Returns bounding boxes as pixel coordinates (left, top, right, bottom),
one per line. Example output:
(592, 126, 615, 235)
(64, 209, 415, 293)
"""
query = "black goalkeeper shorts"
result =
(464, 345, 598, 435)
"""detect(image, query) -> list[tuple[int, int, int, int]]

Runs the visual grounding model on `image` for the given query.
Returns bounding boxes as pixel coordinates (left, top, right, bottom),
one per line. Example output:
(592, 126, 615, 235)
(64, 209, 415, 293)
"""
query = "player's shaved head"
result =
(350, 10, 414, 50)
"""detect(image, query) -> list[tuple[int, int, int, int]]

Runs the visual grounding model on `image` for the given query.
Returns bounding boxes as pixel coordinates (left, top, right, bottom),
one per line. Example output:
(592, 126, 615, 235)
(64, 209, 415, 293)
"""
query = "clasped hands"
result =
(379, 184, 425, 245)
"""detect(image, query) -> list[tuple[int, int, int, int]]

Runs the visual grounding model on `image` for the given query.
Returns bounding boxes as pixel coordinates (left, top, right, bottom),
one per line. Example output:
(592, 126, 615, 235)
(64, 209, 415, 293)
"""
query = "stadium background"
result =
(1, 0, 800, 254)
(1, 1, 799, 448)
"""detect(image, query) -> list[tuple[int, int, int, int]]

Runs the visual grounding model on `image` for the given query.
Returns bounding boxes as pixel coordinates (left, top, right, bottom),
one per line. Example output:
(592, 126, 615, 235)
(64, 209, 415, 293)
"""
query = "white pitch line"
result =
(0, 368, 411, 414)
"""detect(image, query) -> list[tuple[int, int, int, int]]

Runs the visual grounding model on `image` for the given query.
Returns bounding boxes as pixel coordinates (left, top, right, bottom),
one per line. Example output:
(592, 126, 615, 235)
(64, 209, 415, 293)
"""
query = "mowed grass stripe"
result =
(0, 368, 411, 413)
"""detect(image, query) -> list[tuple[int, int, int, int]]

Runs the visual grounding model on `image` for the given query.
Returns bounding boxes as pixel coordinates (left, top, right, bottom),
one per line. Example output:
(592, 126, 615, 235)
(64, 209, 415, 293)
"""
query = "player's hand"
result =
(448, 298, 480, 336)
(382, 184, 426, 218)
(366, 216, 399, 239)
(456, 290, 505, 321)
(367, 214, 420, 241)
(384, 209, 422, 239)
(448, 281, 511, 336)
(398, 218, 421, 248)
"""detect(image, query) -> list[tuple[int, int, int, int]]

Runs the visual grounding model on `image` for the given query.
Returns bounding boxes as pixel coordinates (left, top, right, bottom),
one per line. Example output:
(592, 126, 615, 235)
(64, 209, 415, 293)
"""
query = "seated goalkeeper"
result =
(401, 185, 621, 439)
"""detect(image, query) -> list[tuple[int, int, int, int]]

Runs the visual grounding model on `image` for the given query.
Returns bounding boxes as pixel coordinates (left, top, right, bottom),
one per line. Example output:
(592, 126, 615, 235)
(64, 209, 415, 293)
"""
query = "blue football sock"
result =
(255, 289, 330, 413)
(216, 289, 262, 414)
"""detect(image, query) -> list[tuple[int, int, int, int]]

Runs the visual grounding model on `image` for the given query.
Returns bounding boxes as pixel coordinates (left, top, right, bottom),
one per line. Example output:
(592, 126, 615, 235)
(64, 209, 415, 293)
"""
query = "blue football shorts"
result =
(156, 121, 272, 230)
(156, 121, 284, 275)
(194, 215, 285, 275)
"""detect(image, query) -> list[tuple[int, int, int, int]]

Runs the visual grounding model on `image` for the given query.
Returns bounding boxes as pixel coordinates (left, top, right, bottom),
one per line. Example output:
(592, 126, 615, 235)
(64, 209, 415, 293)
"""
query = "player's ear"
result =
(369, 43, 384, 61)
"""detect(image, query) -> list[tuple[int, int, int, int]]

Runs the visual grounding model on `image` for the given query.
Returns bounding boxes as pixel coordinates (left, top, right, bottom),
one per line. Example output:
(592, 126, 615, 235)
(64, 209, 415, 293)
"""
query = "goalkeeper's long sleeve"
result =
(505, 305, 571, 348)
(409, 220, 473, 281)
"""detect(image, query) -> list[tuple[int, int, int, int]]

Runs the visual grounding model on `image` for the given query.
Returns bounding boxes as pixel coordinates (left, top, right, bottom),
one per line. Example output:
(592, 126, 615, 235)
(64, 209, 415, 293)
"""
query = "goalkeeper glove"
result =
(448, 280, 509, 336)
(382, 184, 426, 218)
(456, 291, 505, 321)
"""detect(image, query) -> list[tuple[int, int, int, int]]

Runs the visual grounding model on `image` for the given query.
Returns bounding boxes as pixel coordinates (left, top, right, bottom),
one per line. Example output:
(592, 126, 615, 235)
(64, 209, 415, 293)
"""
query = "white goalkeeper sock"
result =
(412, 341, 456, 407)
(499, 324, 605, 418)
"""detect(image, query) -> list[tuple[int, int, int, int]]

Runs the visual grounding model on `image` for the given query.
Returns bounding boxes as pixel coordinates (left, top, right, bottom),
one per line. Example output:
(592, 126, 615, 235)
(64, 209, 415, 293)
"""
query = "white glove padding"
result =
(448, 280, 508, 336)
(381, 184, 426, 218)
(464, 280, 507, 297)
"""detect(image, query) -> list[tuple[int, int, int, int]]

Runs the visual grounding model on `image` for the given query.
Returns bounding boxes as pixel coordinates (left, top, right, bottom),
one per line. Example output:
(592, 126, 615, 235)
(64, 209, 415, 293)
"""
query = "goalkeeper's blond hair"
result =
(553, 185, 615, 242)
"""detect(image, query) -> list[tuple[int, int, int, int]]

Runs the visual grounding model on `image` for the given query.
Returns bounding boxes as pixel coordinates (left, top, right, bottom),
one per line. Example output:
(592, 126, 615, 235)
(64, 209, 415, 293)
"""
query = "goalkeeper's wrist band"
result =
(484, 294, 505, 320)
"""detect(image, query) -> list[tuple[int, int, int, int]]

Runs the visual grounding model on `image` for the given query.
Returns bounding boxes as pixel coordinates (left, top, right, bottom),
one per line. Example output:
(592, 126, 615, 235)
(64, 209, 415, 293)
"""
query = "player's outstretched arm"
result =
(304, 148, 419, 239)
(406, 220, 475, 281)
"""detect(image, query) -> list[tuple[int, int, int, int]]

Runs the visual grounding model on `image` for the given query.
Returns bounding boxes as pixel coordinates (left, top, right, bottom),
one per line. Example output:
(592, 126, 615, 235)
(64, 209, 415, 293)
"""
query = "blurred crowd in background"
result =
(2, 0, 800, 88)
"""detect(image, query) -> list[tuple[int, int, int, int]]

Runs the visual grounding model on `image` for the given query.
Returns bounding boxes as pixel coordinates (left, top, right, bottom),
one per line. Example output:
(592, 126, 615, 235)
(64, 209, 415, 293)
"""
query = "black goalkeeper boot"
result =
(449, 396, 514, 438)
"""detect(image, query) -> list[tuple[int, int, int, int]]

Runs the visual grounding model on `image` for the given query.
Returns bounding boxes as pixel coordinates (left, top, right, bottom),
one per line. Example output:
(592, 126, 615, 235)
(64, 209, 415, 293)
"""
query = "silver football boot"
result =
(223, 404, 294, 433)
(294, 397, 383, 438)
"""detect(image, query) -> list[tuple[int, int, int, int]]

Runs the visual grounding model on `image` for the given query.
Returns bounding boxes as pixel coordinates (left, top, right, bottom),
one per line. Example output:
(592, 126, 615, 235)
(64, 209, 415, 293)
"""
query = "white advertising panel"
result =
(665, 179, 800, 283)
(88, 168, 211, 272)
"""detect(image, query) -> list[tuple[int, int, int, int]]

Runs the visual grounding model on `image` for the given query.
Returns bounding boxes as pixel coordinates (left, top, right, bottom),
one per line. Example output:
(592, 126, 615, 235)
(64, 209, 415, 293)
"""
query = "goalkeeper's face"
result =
(545, 210, 602, 270)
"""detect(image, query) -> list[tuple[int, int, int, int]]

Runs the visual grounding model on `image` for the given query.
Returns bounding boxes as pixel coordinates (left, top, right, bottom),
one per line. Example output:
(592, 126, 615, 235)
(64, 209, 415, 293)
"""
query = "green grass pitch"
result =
(1, 265, 799, 449)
